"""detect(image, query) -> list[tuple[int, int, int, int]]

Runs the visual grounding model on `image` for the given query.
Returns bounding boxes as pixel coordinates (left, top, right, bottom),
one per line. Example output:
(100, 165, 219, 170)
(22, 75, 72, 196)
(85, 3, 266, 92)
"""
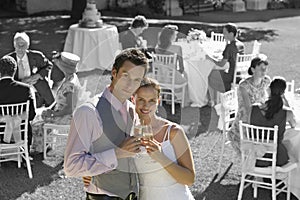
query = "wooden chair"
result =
(218, 88, 238, 174)
(238, 121, 297, 200)
(232, 53, 253, 89)
(152, 53, 187, 114)
(0, 101, 33, 178)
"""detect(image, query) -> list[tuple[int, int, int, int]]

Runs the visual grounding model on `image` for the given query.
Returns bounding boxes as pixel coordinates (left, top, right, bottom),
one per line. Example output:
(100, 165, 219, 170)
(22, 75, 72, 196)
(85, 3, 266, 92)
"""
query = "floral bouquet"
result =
(187, 28, 207, 43)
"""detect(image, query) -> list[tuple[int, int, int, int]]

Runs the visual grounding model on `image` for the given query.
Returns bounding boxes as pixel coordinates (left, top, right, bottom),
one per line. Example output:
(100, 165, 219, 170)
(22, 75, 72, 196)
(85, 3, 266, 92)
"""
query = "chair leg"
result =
(253, 178, 258, 198)
(217, 130, 226, 174)
(172, 93, 175, 115)
(271, 178, 276, 200)
(287, 172, 291, 200)
(238, 173, 246, 200)
(44, 127, 48, 160)
(17, 148, 21, 168)
(181, 87, 186, 108)
(24, 146, 33, 179)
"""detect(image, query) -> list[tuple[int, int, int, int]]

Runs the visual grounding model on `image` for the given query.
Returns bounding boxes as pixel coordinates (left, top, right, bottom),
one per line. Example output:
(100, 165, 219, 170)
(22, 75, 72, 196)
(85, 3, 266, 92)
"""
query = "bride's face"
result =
(134, 86, 160, 121)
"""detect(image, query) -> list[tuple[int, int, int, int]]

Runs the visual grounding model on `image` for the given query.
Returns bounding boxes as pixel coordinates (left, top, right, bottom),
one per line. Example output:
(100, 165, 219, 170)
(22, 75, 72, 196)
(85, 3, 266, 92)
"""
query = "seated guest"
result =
(207, 23, 245, 103)
(119, 15, 149, 50)
(7, 32, 54, 108)
(31, 52, 82, 153)
(227, 56, 271, 155)
(154, 24, 187, 84)
(250, 77, 296, 167)
(0, 55, 36, 150)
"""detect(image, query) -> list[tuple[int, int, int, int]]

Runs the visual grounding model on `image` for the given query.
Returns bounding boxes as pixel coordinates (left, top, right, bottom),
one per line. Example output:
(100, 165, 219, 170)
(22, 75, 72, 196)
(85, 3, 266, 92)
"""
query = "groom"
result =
(64, 48, 149, 200)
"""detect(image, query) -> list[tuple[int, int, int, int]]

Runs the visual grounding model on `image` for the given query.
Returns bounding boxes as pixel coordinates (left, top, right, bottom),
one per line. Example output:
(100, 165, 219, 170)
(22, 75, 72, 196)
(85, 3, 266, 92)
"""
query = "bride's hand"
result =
(145, 139, 163, 159)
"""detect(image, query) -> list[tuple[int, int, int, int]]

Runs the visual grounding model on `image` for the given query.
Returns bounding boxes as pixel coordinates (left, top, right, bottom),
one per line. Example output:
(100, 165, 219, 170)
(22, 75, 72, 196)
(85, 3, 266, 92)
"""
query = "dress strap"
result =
(162, 124, 173, 142)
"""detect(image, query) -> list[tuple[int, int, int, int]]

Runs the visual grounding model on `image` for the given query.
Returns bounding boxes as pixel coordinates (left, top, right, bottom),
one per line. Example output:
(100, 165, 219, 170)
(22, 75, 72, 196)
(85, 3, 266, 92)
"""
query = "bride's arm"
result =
(148, 125, 195, 186)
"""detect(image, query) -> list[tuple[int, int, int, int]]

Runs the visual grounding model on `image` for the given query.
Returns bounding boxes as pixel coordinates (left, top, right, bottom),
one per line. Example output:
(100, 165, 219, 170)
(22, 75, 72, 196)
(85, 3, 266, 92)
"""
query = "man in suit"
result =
(0, 55, 36, 150)
(7, 32, 54, 108)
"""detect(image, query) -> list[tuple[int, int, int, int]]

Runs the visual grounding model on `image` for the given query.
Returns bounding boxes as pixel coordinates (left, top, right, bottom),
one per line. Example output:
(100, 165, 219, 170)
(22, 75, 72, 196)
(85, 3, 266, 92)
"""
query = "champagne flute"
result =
(133, 123, 144, 158)
(141, 125, 153, 151)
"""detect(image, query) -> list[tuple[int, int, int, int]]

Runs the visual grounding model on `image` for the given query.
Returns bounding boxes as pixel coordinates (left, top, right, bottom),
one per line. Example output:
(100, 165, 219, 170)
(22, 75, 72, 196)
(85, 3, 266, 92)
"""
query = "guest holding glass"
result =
(31, 52, 82, 153)
(132, 77, 195, 200)
(227, 55, 271, 154)
(207, 23, 245, 104)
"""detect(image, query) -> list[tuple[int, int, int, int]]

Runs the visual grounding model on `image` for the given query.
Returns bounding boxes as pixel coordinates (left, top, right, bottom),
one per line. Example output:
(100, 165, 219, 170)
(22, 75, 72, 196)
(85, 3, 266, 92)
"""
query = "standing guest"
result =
(31, 52, 82, 153)
(7, 32, 54, 108)
(132, 77, 195, 200)
(64, 48, 148, 200)
(119, 15, 149, 50)
(207, 23, 245, 104)
(228, 56, 271, 154)
(0, 55, 36, 151)
(250, 77, 296, 167)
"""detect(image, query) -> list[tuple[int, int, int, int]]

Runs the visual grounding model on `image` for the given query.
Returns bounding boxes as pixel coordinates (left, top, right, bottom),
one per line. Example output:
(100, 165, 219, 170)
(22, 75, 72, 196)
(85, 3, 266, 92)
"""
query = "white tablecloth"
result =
(175, 40, 226, 107)
(64, 24, 120, 72)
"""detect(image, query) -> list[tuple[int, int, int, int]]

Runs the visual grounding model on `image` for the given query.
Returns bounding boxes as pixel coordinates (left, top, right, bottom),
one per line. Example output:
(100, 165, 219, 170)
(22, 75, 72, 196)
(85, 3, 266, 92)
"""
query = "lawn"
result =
(0, 9, 300, 200)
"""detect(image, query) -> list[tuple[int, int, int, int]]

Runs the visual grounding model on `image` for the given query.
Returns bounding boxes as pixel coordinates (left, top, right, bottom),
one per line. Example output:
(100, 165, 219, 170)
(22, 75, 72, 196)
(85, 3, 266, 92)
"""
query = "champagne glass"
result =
(141, 125, 153, 149)
(133, 123, 144, 158)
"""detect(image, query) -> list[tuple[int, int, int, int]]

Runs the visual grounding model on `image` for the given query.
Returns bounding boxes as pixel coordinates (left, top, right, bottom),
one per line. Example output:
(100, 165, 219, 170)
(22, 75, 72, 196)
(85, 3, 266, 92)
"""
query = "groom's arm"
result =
(64, 105, 118, 177)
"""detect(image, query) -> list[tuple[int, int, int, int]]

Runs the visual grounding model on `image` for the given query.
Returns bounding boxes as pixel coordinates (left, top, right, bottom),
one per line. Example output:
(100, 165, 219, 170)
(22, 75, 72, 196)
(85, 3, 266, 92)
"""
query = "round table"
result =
(63, 23, 120, 72)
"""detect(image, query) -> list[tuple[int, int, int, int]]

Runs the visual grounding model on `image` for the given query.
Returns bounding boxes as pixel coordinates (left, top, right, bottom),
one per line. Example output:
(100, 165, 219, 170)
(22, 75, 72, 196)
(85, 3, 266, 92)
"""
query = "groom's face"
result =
(111, 61, 145, 102)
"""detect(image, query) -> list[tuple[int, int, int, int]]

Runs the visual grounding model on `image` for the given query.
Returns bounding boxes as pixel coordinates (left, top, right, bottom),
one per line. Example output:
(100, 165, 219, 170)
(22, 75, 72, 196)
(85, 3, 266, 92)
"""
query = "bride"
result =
(132, 77, 195, 200)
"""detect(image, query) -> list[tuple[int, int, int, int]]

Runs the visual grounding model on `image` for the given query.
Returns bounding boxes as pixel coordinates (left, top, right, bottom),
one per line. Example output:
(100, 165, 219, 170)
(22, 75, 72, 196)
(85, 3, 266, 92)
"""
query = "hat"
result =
(54, 52, 80, 74)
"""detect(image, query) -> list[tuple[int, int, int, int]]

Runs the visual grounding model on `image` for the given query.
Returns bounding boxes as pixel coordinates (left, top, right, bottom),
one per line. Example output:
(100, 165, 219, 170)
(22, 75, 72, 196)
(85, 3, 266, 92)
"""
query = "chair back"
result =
(232, 53, 253, 88)
(0, 101, 29, 144)
(286, 80, 295, 96)
(239, 121, 278, 172)
(220, 88, 238, 131)
(210, 32, 225, 42)
(152, 53, 177, 85)
(151, 53, 187, 114)
(251, 40, 261, 56)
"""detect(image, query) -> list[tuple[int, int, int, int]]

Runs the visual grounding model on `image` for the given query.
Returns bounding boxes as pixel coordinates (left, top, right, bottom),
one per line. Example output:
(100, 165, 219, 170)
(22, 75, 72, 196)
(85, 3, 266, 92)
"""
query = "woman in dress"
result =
(227, 55, 271, 155)
(154, 24, 187, 84)
(132, 77, 195, 200)
(249, 77, 296, 167)
(31, 52, 82, 153)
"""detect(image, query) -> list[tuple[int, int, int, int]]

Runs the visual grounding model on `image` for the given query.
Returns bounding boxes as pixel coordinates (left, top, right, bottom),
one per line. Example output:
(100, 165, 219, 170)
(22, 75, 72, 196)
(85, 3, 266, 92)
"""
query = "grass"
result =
(0, 9, 300, 200)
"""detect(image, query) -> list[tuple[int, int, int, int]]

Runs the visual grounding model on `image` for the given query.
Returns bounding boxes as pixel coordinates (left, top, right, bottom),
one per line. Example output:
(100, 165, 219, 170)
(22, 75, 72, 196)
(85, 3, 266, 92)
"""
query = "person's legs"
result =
(208, 70, 226, 105)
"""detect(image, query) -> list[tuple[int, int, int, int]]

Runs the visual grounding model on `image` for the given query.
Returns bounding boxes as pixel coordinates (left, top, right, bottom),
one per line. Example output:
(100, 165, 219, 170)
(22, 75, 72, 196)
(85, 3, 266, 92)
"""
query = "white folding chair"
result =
(152, 53, 187, 115)
(43, 80, 90, 159)
(218, 88, 238, 174)
(251, 40, 262, 56)
(43, 123, 70, 159)
(285, 80, 295, 109)
(238, 121, 297, 200)
(0, 101, 33, 178)
(232, 53, 253, 89)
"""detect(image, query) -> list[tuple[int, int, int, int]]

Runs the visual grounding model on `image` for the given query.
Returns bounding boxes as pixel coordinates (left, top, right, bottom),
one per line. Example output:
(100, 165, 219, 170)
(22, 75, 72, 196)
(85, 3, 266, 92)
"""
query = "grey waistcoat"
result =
(90, 96, 138, 199)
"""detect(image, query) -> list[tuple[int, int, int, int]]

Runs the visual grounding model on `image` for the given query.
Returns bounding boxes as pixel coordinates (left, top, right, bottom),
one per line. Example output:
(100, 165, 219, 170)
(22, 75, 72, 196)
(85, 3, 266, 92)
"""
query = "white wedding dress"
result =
(134, 125, 195, 200)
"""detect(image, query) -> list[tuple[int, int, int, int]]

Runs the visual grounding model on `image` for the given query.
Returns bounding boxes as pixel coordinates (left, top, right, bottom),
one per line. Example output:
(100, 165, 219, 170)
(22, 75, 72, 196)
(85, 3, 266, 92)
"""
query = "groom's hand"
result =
(115, 137, 141, 159)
